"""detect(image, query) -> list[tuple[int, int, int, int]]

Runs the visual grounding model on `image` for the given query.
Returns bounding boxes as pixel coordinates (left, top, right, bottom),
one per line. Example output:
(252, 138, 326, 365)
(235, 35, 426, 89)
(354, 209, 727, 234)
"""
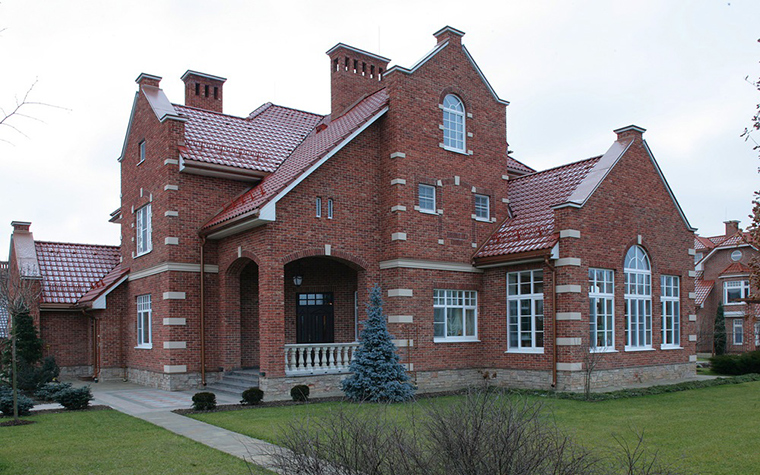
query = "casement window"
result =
(624, 246, 652, 350)
(135, 203, 152, 256)
(661, 275, 681, 348)
(724, 280, 749, 305)
(589, 268, 614, 351)
(474, 194, 490, 221)
(418, 184, 436, 213)
(316, 197, 322, 218)
(136, 294, 152, 348)
(138, 140, 146, 164)
(733, 319, 744, 345)
(442, 94, 465, 152)
(433, 289, 477, 341)
(507, 270, 544, 352)
(327, 198, 334, 219)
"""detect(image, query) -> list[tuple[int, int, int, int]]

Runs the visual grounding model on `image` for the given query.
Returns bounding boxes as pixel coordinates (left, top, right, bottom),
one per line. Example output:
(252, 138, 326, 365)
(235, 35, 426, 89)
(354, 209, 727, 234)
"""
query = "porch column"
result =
(258, 262, 286, 377)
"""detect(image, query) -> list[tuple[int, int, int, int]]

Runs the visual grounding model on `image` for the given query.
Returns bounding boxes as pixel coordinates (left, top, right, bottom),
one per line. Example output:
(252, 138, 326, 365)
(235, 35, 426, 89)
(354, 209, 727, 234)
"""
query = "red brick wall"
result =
(40, 311, 91, 368)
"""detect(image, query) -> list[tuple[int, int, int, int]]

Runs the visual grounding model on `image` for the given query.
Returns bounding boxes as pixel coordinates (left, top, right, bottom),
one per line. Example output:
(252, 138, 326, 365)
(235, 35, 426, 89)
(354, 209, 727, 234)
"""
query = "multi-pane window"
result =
(442, 94, 465, 152)
(316, 197, 322, 217)
(625, 246, 652, 349)
(589, 268, 614, 350)
(724, 280, 749, 305)
(327, 198, 334, 219)
(135, 203, 152, 256)
(661, 275, 680, 348)
(474, 194, 490, 221)
(138, 140, 146, 164)
(136, 294, 152, 348)
(433, 290, 477, 340)
(733, 319, 744, 345)
(755, 323, 759, 347)
(507, 270, 544, 351)
(418, 184, 436, 213)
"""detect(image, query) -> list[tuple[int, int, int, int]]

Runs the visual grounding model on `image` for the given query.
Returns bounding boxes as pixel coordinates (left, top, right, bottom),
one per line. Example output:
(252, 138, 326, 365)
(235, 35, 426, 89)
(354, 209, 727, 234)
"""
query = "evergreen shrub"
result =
(290, 385, 309, 402)
(711, 351, 760, 375)
(241, 387, 264, 405)
(54, 386, 93, 410)
(34, 381, 73, 401)
(192, 391, 217, 411)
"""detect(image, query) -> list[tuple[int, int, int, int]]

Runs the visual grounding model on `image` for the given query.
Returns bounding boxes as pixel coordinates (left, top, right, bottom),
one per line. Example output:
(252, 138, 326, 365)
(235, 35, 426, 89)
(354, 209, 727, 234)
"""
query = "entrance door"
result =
(296, 293, 334, 343)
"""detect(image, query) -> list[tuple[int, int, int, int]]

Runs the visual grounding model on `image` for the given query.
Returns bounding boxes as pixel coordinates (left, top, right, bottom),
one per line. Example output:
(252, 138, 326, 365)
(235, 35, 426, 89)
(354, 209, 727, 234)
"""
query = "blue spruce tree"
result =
(341, 284, 415, 402)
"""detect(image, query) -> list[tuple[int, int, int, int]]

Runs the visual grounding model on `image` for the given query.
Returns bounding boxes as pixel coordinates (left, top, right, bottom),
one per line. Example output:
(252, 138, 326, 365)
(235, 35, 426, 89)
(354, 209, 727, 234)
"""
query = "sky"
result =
(1, 0, 759, 258)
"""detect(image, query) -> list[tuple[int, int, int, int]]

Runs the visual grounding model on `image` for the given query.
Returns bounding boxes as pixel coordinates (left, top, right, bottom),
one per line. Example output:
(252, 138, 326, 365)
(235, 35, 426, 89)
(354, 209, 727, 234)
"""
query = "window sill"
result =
(434, 338, 480, 344)
(442, 145, 469, 155)
(135, 344, 153, 350)
(624, 346, 654, 352)
(414, 206, 438, 215)
(135, 249, 152, 258)
(505, 348, 544, 354)
(590, 348, 618, 354)
(660, 345, 683, 351)
(474, 217, 490, 223)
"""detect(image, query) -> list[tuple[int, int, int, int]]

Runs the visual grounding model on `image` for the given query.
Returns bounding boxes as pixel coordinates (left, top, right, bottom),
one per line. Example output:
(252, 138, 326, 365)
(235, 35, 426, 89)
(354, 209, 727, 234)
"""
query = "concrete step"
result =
(206, 368, 260, 400)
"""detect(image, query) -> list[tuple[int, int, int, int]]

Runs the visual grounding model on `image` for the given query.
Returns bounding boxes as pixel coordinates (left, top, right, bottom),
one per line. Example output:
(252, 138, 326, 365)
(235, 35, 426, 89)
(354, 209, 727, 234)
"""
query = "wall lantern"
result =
(293, 275, 303, 287)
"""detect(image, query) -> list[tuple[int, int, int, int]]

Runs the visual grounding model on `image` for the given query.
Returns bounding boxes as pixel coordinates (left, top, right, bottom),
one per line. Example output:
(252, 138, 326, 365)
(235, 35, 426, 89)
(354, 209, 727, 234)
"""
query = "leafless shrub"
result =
(610, 429, 687, 475)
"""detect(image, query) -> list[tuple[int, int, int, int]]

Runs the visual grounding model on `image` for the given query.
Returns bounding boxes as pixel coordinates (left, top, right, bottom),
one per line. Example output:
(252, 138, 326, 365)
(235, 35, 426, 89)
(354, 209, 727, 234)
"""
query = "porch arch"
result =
(281, 247, 369, 272)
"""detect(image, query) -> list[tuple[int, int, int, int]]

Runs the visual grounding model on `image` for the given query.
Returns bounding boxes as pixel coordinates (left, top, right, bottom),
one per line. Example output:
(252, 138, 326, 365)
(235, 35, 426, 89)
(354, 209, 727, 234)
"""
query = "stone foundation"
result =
(59, 365, 93, 379)
(555, 362, 697, 392)
(125, 368, 221, 391)
(259, 373, 349, 401)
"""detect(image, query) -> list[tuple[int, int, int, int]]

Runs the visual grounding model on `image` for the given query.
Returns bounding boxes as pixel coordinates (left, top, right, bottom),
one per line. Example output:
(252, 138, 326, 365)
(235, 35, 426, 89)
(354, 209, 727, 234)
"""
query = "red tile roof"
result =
(719, 262, 752, 276)
(475, 156, 601, 259)
(695, 277, 714, 307)
(177, 103, 324, 173)
(77, 263, 129, 306)
(202, 88, 390, 232)
(694, 236, 715, 252)
(35, 242, 121, 305)
(506, 155, 535, 174)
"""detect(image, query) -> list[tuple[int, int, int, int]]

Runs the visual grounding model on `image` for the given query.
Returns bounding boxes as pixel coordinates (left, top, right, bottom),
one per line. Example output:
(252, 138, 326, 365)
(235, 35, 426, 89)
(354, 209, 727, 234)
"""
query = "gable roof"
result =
(35, 242, 121, 306)
(475, 156, 601, 260)
(77, 263, 129, 308)
(177, 103, 323, 174)
(201, 88, 390, 236)
(695, 276, 714, 307)
(719, 262, 752, 277)
(506, 155, 535, 175)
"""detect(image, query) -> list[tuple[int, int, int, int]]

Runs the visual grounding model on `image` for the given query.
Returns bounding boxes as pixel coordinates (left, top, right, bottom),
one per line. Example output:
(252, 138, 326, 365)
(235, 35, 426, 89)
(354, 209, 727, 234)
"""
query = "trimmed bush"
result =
(290, 384, 309, 402)
(711, 351, 760, 375)
(241, 387, 264, 405)
(192, 391, 217, 411)
(54, 386, 93, 410)
(35, 381, 73, 401)
(0, 387, 34, 416)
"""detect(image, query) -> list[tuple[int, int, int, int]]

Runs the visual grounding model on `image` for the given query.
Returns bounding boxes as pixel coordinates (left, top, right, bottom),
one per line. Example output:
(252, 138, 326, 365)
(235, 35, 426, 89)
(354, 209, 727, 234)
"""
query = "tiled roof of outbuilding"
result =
(202, 88, 390, 232)
(694, 236, 715, 252)
(719, 262, 752, 276)
(475, 156, 601, 259)
(177, 103, 324, 173)
(35, 242, 121, 305)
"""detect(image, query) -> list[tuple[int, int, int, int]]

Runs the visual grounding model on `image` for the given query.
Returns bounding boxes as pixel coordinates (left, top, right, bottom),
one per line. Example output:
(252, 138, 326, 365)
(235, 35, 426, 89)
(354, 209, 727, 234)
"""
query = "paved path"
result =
(50, 380, 283, 472)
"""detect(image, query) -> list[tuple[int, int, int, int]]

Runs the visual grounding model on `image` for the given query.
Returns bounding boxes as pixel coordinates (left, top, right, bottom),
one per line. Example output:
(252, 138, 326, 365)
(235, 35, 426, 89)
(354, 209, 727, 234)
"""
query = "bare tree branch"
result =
(0, 79, 68, 146)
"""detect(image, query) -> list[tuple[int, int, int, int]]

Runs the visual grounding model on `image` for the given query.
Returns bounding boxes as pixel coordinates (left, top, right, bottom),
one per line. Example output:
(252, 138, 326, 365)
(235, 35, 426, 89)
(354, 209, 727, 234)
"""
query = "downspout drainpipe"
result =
(544, 256, 557, 388)
(200, 237, 207, 386)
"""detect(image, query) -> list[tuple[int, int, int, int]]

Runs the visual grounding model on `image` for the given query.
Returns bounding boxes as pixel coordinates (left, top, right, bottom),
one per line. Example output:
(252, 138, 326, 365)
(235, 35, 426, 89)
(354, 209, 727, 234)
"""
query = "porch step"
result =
(205, 369, 260, 400)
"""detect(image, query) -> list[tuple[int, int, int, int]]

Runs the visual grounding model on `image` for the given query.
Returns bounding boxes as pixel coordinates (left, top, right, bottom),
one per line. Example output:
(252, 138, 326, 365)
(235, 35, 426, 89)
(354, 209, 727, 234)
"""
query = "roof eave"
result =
(473, 248, 552, 268)
(179, 155, 269, 182)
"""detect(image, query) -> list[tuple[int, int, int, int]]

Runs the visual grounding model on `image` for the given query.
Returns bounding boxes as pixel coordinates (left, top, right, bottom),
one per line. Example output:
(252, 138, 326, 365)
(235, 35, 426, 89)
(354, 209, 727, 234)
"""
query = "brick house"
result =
(694, 220, 759, 353)
(6, 26, 697, 398)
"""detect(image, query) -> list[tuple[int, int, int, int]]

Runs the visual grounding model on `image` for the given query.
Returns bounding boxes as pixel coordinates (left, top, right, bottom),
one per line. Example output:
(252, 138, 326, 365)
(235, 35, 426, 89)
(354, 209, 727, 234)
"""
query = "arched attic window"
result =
(624, 245, 652, 350)
(442, 94, 465, 152)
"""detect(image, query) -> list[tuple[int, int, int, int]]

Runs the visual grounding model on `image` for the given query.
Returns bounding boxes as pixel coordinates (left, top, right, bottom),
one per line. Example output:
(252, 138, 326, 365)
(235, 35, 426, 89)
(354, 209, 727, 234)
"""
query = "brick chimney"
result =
(181, 70, 226, 113)
(11, 221, 31, 232)
(724, 220, 741, 236)
(614, 125, 646, 142)
(135, 73, 162, 88)
(433, 26, 465, 47)
(327, 44, 390, 118)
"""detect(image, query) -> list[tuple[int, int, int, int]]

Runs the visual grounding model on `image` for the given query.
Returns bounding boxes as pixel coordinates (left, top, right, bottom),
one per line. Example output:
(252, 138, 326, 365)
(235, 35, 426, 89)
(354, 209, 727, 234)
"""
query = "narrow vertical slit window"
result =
(327, 198, 333, 219)
(315, 197, 322, 218)
(661, 275, 680, 348)
(589, 268, 614, 351)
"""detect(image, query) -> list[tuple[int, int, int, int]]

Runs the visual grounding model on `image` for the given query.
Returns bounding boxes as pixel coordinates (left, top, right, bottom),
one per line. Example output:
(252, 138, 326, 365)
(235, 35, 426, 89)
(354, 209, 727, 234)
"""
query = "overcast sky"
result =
(2, 0, 759, 258)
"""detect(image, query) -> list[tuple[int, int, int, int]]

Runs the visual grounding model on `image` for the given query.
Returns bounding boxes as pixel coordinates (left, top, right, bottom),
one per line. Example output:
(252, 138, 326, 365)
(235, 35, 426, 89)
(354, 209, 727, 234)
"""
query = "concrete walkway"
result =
(50, 380, 283, 472)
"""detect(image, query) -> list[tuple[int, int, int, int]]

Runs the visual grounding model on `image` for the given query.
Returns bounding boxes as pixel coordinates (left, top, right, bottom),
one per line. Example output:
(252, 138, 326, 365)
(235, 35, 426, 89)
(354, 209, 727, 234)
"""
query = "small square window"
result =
(418, 184, 435, 212)
(474, 194, 490, 220)
(138, 140, 146, 165)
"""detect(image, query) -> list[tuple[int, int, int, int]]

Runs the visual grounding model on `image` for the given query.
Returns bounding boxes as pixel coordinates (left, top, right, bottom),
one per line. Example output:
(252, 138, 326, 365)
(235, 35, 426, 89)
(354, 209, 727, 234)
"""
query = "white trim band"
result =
(555, 258, 581, 267)
(556, 338, 582, 346)
(163, 292, 186, 300)
(556, 312, 582, 321)
(163, 365, 187, 373)
(388, 289, 413, 297)
(379, 258, 483, 274)
(163, 341, 187, 349)
(163, 318, 186, 326)
(388, 315, 414, 323)
(556, 285, 582, 294)
(391, 339, 413, 348)
(128, 262, 220, 281)
(556, 362, 583, 372)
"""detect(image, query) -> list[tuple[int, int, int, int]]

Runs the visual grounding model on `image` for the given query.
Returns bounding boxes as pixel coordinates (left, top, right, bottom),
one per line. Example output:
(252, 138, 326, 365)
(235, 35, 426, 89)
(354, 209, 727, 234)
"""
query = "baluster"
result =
(327, 345, 335, 370)
(289, 347, 296, 372)
(299, 347, 307, 371)
(285, 347, 290, 373)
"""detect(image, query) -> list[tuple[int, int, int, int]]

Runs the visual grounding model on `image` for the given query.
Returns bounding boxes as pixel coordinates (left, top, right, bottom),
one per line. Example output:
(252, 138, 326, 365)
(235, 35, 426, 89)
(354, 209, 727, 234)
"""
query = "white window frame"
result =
(135, 203, 152, 256)
(733, 319, 744, 345)
(136, 294, 152, 349)
(507, 270, 544, 353)
(474, 194, 490, 221)
(442, 94, 466, 153)
(138, 140, 146, 164)
(315, 197, 322, 218)
(723, 280, 749, 305)
(589, 268, 615, 352)
(433, 289, 478, 342)
(418, 184, 436, 214)
(625, 246, 652, 351)
(327, 198, 334, 219)
(660, 275, 681, 349)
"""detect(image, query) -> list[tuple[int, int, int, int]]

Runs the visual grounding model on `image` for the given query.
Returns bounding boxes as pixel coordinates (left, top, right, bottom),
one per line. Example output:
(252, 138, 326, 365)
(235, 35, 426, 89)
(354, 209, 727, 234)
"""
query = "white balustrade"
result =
(284, 342, 359, 376)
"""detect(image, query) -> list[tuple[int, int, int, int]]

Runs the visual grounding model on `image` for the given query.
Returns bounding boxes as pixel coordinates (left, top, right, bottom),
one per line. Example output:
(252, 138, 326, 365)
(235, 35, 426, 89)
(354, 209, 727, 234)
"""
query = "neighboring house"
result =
(694, 220, 759, 353)
(7, 26, 697, 398)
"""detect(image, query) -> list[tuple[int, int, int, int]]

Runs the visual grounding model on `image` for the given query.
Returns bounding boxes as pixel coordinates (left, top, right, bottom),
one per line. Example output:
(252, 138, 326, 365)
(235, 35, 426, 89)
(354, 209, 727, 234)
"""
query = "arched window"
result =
(624, 246, 652, 349)
(442, 94, 465, 152)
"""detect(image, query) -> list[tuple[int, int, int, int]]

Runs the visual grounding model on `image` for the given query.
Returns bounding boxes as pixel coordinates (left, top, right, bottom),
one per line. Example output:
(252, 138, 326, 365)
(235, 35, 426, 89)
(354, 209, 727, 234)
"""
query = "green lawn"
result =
(0, 409, 269, 475)
(192, 381, 760, 475)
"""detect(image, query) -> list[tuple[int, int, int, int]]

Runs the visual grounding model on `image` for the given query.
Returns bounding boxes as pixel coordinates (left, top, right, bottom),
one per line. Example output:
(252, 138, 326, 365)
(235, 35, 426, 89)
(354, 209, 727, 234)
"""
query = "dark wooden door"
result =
(296, 293, 334, 343)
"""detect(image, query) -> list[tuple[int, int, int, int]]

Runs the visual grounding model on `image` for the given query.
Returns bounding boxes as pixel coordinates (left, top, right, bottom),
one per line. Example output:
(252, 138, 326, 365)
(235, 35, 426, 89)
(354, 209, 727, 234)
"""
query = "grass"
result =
(192, 380, 760, 475)
(0, 409, 271, 475)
